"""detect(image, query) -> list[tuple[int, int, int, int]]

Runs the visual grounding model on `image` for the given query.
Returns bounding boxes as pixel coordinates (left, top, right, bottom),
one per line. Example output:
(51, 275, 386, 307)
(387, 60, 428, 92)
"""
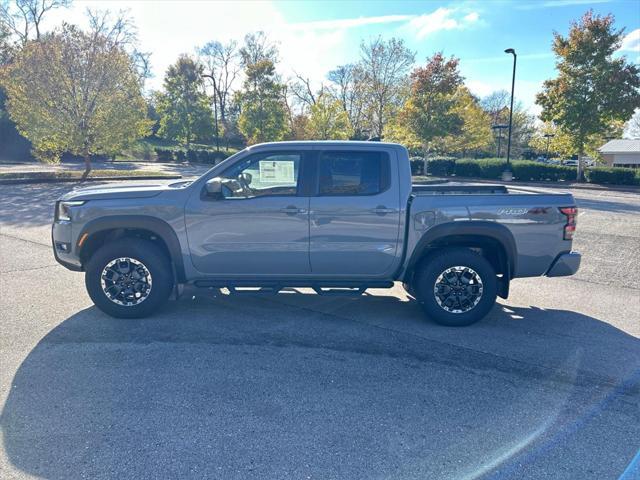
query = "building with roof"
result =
(598, 139, 640, 168)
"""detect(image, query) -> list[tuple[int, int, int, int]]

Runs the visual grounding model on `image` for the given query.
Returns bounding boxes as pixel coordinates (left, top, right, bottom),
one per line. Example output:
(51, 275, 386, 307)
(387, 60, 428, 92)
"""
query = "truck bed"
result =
(412, 182, 509, 195)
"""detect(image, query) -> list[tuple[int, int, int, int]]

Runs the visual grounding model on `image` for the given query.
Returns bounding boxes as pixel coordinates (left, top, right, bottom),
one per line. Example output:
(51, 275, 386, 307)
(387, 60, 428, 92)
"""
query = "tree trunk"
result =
(577, 139, 585, 182)
(82, 153, 92, 180)
(423, 143, 429, 177)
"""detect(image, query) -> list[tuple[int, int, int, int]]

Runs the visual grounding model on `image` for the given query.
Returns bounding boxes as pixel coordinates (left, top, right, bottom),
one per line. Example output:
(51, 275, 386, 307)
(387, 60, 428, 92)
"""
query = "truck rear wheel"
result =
(414, 247, 497, 327)
(85, 238, 173, 318)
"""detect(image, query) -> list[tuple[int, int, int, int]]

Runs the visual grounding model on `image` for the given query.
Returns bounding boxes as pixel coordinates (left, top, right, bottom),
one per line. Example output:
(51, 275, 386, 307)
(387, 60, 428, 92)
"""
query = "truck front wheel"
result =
(414, 248, 497, 327)
(85, 238, 174, 318)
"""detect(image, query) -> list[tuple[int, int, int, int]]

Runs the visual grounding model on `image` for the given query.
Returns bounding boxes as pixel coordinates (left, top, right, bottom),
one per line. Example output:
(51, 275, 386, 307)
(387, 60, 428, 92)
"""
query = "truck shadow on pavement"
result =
(2, 294, 639, 479)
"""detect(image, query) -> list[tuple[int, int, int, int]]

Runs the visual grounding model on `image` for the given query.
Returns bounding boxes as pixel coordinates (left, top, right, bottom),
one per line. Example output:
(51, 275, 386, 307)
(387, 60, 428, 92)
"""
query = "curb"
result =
(0, 174, 182, 185)
(413, 176, 640, 193)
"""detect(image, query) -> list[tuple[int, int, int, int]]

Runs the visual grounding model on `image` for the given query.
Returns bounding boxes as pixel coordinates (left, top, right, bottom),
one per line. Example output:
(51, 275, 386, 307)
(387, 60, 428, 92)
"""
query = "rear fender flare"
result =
(406, 221, 517, 278)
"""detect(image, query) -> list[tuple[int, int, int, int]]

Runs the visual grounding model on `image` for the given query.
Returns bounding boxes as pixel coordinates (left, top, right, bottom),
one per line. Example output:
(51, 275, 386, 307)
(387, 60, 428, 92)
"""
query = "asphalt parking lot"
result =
(1, 181, 639, 480)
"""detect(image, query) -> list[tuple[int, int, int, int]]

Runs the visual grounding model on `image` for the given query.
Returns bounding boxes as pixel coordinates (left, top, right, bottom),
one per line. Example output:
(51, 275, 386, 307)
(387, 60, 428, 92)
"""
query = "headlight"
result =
(56, 201, 85, 221)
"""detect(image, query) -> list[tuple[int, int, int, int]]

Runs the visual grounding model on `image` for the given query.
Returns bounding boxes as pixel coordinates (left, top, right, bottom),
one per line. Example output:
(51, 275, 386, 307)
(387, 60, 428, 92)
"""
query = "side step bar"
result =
(193, 280, 393, 296)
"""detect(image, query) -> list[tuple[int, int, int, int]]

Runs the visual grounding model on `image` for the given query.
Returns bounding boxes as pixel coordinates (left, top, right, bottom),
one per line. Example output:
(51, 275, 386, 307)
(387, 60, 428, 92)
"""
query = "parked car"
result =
(52, 141, 581, 326)
(562, 159, 579, 166)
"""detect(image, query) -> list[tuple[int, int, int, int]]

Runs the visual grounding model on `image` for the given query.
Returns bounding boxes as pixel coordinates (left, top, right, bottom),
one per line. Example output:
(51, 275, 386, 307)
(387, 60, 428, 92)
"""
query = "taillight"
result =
(559, 207, 577, 240)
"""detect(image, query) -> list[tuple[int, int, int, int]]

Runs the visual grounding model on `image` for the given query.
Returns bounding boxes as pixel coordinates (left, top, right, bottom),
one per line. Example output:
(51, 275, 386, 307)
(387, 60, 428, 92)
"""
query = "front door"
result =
(185, 151, 310, 276)
(309, 149, 402, 277)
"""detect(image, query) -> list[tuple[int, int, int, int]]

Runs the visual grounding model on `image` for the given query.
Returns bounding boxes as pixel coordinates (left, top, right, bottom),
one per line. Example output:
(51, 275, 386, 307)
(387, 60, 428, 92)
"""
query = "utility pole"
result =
(503, 48, 517, 181)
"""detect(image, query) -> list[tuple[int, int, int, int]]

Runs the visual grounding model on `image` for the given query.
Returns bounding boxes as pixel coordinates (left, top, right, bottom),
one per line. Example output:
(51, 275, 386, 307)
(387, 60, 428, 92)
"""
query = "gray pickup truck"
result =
(52, 141, 580, 326)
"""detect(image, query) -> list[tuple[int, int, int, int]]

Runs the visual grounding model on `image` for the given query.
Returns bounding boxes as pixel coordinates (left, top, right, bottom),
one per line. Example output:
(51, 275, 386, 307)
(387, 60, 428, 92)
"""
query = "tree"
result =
(86, 9, 152, 86)
(237, 59, 287, 144)
(481, 90, 510, 127)
(396, 52, 464, 164)
(1, 0, 71, 44)
(536, 11, 640, 175)
(199, 39, 241, 147)
(440, 87, 492, 156)
(327, 64, 367, 139)
(155, 55, 214, 146)
(199, 40, 240, 150)
(359, 37, 414, 138)
(306, 93, 352, 140)
(0, 23, 150, 176)
(0, 20, 15, 64)
(624, 109, 640, 139)
(239, 31, 278, 68)
(528, 122, 576, 159)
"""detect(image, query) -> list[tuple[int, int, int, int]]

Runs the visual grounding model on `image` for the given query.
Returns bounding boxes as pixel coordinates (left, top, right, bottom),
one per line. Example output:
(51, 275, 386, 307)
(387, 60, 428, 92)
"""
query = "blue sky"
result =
(48, 0, 640, 116)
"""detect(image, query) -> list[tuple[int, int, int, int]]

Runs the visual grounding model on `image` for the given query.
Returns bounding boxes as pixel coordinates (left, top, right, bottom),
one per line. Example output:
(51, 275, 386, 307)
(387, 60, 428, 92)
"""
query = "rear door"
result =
(309, 149, 402, 276)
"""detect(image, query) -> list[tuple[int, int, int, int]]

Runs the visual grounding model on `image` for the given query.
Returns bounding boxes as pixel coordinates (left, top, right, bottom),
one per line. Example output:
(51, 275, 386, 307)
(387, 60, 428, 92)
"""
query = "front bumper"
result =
(546, 251, 581, 277)
(52, 221, 83, 271)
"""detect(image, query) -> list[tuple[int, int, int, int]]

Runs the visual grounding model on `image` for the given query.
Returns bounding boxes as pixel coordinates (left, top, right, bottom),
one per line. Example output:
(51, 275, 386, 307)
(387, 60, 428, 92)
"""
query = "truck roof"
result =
(245, 140, 407, 150)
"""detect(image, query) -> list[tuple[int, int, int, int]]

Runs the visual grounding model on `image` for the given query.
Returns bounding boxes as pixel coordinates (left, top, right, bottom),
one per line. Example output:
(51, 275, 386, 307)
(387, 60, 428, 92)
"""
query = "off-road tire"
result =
(85, 238, 173, 318)
(414, 247, 497, 327)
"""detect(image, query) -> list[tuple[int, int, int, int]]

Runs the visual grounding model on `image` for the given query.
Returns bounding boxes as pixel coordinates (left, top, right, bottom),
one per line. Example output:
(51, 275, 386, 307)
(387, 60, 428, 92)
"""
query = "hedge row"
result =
(411, 157, 640, 185)
(154, 147, 230, 164)
(584, 167, 640, 185)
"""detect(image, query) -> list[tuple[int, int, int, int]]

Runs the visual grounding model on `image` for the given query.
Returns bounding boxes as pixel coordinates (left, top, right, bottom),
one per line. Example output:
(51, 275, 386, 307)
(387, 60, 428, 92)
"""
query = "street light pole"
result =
(544, 133, 555, 161)
(491, 124, 508, 158)
(503, 48, 517, 181)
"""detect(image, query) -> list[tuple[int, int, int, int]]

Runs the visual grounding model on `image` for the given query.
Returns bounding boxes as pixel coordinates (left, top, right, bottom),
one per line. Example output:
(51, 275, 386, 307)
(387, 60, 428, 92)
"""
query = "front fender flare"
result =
(78, 215, 186, 282)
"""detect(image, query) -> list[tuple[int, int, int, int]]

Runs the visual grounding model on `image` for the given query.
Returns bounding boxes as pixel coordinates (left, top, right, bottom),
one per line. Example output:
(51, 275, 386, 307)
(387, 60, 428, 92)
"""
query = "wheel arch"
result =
(77, 216, 186, 282)
(405, 221, 517, 299)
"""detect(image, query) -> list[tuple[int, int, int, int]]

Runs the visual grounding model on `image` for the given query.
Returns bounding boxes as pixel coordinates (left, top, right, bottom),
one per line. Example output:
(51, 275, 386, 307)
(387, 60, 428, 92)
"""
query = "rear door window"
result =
(318, 151, 390, 196)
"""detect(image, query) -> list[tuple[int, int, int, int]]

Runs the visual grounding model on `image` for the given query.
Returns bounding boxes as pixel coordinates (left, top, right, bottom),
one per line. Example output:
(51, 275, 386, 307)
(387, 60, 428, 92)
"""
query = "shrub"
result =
(425, 158, 456, 176)
(453, 160, 484, 178)
(414, 156, 639, 185)
(186, 149, 199, 163)
(154, 148, 174, 162)
(585, 167, 639, 185)
(174, 150, 187, 162)
(474, 159, 507, 179)
(512, 161, 575, 182)
(409, 156, 424, 175)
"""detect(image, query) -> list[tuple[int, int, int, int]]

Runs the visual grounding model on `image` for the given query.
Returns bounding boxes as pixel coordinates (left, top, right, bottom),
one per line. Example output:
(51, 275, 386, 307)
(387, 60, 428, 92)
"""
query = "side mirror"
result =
(205, 177, 223, 196)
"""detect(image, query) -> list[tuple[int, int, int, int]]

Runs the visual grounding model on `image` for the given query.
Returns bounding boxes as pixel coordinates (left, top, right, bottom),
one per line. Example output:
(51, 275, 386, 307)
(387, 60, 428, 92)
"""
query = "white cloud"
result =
(620, 29, 640, 53)
(517, 0, 611, 10)
(464, 12, 480, 23)
(285, 14, 412, 31)
(405, 8, 479, 40)
(465, 52, 554, 65)
(466, 80, 499, 98)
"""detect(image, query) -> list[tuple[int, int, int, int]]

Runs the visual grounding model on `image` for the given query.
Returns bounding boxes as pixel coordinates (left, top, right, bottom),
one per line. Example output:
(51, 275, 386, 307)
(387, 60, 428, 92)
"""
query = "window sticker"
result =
(259, 160, 295, 183)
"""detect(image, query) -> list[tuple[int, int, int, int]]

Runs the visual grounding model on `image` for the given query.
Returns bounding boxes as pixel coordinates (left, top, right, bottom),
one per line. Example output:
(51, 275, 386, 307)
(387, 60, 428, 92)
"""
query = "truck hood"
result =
(58, 181, 180, 201)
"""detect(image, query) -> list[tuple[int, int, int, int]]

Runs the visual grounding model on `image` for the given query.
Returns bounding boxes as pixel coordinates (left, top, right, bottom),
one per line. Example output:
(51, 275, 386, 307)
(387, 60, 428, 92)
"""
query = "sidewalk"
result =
(0, 160, 211, 178)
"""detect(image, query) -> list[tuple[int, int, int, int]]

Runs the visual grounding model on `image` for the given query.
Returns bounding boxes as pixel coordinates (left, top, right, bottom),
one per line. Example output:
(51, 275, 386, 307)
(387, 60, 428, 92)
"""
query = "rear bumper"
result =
(546, 252, 581, 277)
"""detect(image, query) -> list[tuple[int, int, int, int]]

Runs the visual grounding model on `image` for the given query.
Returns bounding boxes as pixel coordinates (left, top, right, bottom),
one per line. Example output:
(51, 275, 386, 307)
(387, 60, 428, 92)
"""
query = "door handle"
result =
(373, 206, 396, 215)
(280, 206, 306, 215)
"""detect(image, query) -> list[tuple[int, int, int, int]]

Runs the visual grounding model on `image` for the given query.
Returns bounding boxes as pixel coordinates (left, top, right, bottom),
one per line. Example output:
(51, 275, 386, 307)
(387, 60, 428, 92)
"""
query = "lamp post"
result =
(544, 133, 555, 162)
(503, 48, 517, 181)
(492, 124, 508, 158)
